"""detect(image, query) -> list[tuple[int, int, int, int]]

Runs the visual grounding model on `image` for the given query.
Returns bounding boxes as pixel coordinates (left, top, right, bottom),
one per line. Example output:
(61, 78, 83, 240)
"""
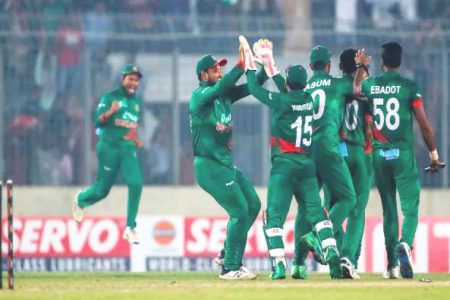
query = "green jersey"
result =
(190, 66, 267, 167)
(361, 71, 423, 149)
(247, 71, 314, 164)
(95, 86, 141, 145)
(341, 75, 369, 147)
(304, 71, 352, 145)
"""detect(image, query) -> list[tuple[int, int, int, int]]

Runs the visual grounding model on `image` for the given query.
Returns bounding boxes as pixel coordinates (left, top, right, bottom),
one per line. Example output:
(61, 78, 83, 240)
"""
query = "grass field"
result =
(0, 272, 449, 300)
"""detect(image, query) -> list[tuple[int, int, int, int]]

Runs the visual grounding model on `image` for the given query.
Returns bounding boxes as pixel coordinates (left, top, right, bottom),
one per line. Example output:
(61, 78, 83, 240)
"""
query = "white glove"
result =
(239, 35, 257, 71)
(253, 39, 279, 77)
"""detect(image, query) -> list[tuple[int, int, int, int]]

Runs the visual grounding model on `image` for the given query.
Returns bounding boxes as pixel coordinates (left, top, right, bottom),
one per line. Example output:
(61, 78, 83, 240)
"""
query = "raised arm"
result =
(353, 49, 370, 97)
(247, 70, 282, 110)
(193, 65, 245, 107)
(228, 69, 269, 102)
(272, 73, 287, 93)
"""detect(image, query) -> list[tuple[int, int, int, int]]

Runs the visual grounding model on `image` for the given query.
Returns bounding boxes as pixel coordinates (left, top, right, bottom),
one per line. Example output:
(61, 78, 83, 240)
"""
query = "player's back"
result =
(304, 71, 351, 145)
(341, 75, 367, 147)
(271, 90, 314, 157)
(362, 71, 420, 150)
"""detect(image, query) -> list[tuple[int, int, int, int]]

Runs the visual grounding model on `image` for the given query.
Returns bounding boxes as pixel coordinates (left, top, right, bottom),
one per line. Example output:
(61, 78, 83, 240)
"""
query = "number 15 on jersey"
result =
(291, 115, 313, 147)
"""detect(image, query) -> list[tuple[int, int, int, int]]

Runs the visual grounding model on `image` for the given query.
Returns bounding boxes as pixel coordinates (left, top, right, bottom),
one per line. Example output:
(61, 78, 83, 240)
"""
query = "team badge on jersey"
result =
(135, 104, 139, 112)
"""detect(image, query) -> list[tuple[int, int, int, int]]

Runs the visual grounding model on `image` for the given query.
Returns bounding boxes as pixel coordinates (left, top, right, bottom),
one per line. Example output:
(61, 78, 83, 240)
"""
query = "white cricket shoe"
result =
(397, 242, 414, 279)
(72, 192, 84, 223)
(219, 266, 257, 280)
(341, 257, 360, 279)
(214, 249, 225, 267)
(123, 227, 140, 244)
(382, 266, 400, 279)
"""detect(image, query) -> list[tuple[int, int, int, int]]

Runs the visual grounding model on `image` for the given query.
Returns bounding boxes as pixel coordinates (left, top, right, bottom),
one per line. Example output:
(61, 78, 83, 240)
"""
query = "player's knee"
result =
(402, 206, 418, 218)
(231, 206, 250, 221)
(127, 181, 143, 191)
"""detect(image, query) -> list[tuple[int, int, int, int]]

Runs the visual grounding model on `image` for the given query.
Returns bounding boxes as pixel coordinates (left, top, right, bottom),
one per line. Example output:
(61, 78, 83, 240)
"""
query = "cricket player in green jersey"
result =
(241, 37, 341, 280)
(353, 41, 445, 279)
(190, 44, 267, 280)
(292, 46, 357, 278)
(323, 48, 374, 279)
(72, 64, 144, 245)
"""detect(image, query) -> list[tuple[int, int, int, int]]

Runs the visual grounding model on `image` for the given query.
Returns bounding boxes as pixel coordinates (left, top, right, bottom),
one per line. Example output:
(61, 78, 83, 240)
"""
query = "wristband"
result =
(236, 60, 245, 70)
(429, 149, 439, 161)
(356, 63, 369, 73)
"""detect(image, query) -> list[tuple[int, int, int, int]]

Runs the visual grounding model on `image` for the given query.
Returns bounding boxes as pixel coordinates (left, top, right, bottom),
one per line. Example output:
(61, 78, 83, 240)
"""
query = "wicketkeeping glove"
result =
(239, 35, 257, 71)
(253, 39, 279, 77)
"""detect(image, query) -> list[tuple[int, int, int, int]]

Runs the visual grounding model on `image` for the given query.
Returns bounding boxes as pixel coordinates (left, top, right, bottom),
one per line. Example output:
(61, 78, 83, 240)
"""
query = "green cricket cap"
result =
(196, 54, 227, 78)
(310, 45, 331, 64)
(286, 64, 307, 89)
(122, 64, 143, 78)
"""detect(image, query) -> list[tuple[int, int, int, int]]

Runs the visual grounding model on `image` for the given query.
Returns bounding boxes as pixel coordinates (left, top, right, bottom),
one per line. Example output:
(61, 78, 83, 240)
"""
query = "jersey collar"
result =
(381, 71, 400, 78)
(312, 70, 329, 77)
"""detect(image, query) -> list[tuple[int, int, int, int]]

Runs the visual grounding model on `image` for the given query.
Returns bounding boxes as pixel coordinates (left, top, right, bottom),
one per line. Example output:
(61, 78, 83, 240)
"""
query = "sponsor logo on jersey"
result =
(220, 114, 231, 123)
(216, 122, 233, 133)
(115, 119, 138, 129)
(122, 111, 138, 122)
(370, 85, 401, 94)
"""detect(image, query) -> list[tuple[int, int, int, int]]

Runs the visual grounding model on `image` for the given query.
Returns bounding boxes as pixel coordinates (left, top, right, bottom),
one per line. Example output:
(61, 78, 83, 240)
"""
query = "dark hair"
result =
(311, 61, 327, 71)
(287, 82, 305, 90)
(382, 41, 402, 68)
(339, 48, 357, 75)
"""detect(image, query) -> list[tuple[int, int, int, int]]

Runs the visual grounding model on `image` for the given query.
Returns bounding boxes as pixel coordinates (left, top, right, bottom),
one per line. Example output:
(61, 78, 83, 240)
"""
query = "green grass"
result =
(0, 272, 449, 300)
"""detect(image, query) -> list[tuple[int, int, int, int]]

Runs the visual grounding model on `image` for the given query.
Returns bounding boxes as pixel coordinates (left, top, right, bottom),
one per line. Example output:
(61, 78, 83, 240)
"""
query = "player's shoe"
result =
(325, 245, 342, 279)
(269, 261, 286, 280)
(219, 266, 257, 280)
(397, 242, 414, 279)
(123, 227, 140, 244)
(341, 257, 360, 279)
(291, 264, 307, 279)
(300, 232, 326, 265)
(382, 266, 400, 279)
(214, 249, 225, 267)
(72, 192, 84, 223)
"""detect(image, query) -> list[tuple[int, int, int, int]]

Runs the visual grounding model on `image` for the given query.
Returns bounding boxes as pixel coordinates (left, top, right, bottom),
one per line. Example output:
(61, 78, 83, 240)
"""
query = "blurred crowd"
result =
(0, 0, 449, 186)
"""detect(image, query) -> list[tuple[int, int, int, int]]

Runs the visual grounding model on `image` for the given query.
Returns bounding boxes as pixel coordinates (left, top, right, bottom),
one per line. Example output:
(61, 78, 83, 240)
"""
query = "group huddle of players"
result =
(189, 35, 445, 280)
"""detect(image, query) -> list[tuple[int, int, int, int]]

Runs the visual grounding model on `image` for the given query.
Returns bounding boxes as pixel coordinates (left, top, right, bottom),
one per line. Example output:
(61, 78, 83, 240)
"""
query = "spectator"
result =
(84, 1, 112, 56)
(41, 0, 67, 48)
(34, 46, 58, 111)
(55, 14, 84, 96)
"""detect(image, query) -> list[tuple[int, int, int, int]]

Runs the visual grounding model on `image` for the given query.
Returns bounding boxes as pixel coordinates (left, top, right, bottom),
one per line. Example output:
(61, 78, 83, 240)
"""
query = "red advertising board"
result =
(2, 216, 450, 272)
(184, 216, 450, 273)
(1, 217, 130, 257)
